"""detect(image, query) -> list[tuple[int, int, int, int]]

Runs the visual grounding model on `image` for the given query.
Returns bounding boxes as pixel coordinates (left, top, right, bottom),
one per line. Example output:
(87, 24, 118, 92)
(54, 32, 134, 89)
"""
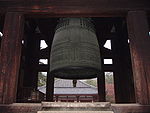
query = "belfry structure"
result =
(0, 0, 150, 113)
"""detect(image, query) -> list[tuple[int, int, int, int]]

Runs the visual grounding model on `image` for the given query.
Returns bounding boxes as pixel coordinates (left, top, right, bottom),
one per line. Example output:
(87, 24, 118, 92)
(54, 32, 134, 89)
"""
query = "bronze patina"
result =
(50, 18, 101, 79)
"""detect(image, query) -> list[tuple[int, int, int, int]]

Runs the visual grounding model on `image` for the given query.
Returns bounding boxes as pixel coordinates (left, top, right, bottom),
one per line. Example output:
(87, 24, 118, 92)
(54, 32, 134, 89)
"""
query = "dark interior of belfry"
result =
(0, 1, 150, 113)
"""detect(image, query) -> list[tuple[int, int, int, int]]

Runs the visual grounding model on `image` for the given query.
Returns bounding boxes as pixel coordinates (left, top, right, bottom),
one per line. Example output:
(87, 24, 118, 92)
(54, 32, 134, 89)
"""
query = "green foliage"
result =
(85, 79, 97, 87)
(37, 72, 114, 87)
(105, 72, 114, 84)
(84, 72, 114, 87)
(106, 95, 115, 103)
(38, 72, 47, 87)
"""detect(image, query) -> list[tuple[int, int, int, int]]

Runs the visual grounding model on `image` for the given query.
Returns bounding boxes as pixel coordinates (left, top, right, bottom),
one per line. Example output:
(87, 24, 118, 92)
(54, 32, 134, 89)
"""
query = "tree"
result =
(105, 72, 113, 84)
(85, 79, 97, 87)
(38, 72, 47, 87)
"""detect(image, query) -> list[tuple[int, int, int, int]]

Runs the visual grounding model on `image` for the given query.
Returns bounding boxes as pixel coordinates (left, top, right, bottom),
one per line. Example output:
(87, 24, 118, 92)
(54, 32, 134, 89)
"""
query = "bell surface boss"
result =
(50, 18, 101, 79)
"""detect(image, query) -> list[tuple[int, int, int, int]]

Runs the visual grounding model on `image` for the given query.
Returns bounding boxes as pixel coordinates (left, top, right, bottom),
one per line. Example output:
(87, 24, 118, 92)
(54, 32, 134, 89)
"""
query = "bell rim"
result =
(50, 66, 101, 80)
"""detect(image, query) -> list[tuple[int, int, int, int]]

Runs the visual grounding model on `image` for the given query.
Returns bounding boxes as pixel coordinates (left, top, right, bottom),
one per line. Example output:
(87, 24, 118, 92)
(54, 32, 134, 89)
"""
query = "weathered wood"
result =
(97, 45, 106, 102)
(17, 33, 41, 101)
(39, 48, 49, 59)
(46, 73, 54, 101)
(38, 64, 49, 72)
(23, 33, 40, 89)
(0, 0, 150, 17)
(103, 64, 113, 72)
(112, 20, 135, 103)
(0, 12, 24, 104)
(23, 34, 33, 88)
(127, 11, 150, 104)
(101, 48, 113, 59)
(31, 33, 40, 89)
(46, 42, 54, 101)
(97, 73, 106, 102)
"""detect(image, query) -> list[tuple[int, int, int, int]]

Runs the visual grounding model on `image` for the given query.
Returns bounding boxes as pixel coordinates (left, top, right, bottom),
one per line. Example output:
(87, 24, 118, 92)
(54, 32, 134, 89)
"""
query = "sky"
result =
(0, 32, 3, 37)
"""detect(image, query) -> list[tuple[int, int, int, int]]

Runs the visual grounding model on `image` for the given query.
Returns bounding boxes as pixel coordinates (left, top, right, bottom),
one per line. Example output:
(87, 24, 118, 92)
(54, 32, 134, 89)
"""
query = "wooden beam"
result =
(101, 48, 113, 58)
(127, 11, 150, 105)
(0, 0, 150, 16)
(38, 64, 49, 72)
(39, 48, 49, 59)
(0, 12, 24, 104)
(103, 64, 113, 71)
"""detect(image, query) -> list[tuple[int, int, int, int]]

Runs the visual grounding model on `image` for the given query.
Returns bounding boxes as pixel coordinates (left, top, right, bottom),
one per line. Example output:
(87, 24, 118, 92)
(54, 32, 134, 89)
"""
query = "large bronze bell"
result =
(50, 18, 101, 79)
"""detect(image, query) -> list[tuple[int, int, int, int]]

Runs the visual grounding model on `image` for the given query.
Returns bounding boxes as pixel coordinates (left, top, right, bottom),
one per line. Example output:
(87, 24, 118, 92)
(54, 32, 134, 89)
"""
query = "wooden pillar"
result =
(46, 73, 54, 101)
(127, 11, 150, 104)
(46, 42, 54, 101)
(0, 16, 4, 49)
(56, 96, 58, 102)
(31, 33, 40, 89)
(23, 33, 40, 89)
(97, 43, 106, 102)
(112, 20, 135, 103)
(23, 34, 33, 88)
(45, 32, 55, 101)
(77, 96, 79, 102)
(97, 73, 106, 102)
(0, 12, 24, 104)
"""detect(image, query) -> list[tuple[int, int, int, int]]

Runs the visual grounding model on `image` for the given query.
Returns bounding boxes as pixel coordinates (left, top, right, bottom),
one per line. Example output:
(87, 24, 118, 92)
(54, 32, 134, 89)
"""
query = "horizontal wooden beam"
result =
(39, 53, 49, 59)
(39, 48, 49, 59)
(0, 0, 150, 17)
(101, 48, 113, 58)
(103, 64, 113, 71)
(38, 64, 48, 72)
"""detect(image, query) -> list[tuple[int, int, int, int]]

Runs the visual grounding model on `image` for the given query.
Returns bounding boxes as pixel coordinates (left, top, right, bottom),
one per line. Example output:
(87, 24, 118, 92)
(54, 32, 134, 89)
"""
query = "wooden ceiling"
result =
(0, 0, 150, 17)
(23, 17, 124, 49)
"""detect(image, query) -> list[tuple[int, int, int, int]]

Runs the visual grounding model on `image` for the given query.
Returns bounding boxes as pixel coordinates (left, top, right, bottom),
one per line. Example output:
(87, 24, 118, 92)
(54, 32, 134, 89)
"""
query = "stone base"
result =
(1, 102, 150, 113)
(41, 102, 111, 111)
(42, 102, 111, 108)
(111, 104, 150, 113)
(42, 102, 111, 113)
(38, 111, 114, 113)
(0, 103, 41, 113)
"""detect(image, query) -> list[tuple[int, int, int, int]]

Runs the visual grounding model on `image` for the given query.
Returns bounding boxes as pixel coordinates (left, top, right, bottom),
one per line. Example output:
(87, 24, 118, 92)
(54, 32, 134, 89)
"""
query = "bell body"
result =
(50, 18, 101, 79)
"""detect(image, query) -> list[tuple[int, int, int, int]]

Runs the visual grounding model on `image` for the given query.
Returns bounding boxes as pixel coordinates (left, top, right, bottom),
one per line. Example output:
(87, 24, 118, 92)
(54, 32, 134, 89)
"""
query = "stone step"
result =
(41, 102, 111, 111)
(42, 102, 111, 108)
(38, 111, 114, 113)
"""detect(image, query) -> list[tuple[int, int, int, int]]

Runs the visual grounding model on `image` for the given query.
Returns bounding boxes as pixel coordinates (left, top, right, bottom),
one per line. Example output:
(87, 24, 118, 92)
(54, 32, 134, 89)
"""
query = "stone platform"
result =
(0, 102, 150, 113)
(39, 102, 113, 113)
(42, 102, 111, 108)
(38, 111, 114, 113)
